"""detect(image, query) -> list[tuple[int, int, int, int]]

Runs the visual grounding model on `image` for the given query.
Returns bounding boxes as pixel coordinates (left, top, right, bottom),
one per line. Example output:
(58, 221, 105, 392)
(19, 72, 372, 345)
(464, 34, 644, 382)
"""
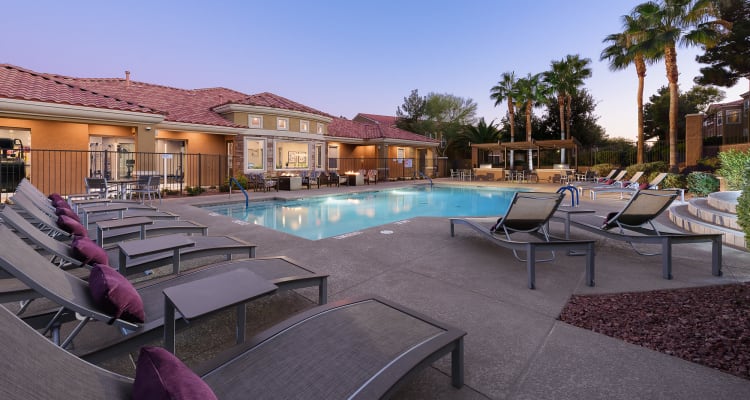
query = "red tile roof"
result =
(328, 117, 438, 143)
(50, 74, 247, 127)
(354, 113, 399, 126)
(0, 64, 160, 114)
(231, 92, 333, 118)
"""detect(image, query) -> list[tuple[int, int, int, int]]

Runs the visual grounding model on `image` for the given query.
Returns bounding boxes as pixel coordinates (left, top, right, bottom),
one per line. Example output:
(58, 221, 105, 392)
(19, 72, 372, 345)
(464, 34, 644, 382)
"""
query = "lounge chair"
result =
(8, 190, 205, 246)
(450, 192, 596, 289)
(588, 172, 668, 200)
(0, 292, 464, 399)
(1, 206, 255, 277)
(0, 223, 329, 363)
(587, 171, 643, 199)
(551, 189, 722, 280)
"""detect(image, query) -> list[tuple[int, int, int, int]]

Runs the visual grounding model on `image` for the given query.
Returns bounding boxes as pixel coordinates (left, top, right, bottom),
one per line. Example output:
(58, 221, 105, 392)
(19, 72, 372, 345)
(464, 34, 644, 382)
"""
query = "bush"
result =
(686, 172, 719, 197)
(185, 186, 206, 196)
(660, 173, 685, 189)
(591, 163, 616, 177)
(737, 164, 750, 249)
(624, 161, 667, 182)
(717, 149, 750, 191)
(227, 175, 249, 190)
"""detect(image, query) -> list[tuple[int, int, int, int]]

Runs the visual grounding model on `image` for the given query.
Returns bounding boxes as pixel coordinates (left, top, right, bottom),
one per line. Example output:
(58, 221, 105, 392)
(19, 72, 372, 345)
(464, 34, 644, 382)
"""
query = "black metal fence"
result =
(11, 149, 228, 197)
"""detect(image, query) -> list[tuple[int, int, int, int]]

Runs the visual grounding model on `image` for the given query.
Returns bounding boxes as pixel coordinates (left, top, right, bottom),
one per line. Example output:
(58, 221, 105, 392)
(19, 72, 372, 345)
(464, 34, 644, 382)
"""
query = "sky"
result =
(2, 0, 747, 140)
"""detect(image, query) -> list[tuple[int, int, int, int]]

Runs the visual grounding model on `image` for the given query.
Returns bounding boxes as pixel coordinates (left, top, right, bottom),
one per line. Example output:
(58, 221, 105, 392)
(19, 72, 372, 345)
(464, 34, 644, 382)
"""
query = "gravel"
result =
(559, 282, 750, 380)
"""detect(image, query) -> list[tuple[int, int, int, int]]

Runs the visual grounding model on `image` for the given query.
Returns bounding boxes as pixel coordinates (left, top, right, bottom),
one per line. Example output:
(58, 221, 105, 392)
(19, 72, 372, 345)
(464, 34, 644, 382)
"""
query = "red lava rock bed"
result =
(559, 282, 750, 380)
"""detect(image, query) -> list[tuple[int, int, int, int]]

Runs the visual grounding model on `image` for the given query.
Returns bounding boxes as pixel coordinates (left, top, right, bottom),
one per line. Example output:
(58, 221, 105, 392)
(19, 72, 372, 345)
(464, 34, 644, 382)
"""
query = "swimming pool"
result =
(200, 185, 522, 240)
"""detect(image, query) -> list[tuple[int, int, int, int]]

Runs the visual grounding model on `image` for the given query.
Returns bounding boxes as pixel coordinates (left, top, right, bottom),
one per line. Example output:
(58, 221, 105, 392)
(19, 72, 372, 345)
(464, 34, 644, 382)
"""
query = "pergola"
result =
(471, 138, 580, 170)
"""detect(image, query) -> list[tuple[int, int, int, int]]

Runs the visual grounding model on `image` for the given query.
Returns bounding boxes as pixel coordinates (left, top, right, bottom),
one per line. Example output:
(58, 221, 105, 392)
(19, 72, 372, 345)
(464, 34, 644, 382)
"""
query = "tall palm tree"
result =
(514, 73, 550, 171)
(634, 0, 727, 171)
(601, 11, 653, 164)
(490, 72, 518, 166)
(543, 55, 591, 164)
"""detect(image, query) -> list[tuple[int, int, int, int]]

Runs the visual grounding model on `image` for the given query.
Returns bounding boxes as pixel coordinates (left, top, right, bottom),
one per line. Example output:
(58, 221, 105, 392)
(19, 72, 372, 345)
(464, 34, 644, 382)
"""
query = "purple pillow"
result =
(601, 211, 619, 229)
(604, 179, 614, 185)
(57, 214, 88, 237)
(48, 193, 64, 202)
(55, 206, 81, 222)
(133, 347, 217, 400)
(639, 183, 650, 190)
(88, 263, 145, 323)
(71, 236, 108, 266)
(52, 198, 71, 209)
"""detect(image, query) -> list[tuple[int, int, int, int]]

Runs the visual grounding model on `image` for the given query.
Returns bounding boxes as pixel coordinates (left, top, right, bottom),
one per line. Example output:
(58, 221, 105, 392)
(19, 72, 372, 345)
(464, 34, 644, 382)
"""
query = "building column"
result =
(685, 113, 704, 167)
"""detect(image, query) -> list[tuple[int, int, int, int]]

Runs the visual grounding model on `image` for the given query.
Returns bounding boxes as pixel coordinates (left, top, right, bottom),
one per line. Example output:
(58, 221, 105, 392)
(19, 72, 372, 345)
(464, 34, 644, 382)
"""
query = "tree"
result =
(490, 72, 519, 144)
(395, 89, 426, 132)
(634, 0, 728, 171)
(643, 84, 725, 142)
(601, 10, 655, 164)
(539, 89, 607, 147)
(543, 54, 592, 164)
(694, 0, 749, 87)
(514, 73, 551, 170)
(422, 92, 477, 157)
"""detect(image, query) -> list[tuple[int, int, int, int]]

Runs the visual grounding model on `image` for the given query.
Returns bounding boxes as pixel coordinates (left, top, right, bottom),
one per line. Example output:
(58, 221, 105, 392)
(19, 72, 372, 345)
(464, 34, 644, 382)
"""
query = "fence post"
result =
(198, 153, 202, 188)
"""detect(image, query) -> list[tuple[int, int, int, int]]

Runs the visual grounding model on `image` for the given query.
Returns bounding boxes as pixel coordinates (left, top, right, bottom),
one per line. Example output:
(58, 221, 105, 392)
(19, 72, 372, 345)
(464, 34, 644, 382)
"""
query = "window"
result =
(275, 141, 308, 169)
(328, 145, 338, 169)
(726, 109, 741, 124)
(316, 122, 324, 134)
(299, 120, 309, 133)
(277, 117, 289, 131)
(248, 115, 262, 129)
(716, 112, 723, 126)
(315, 144, 323, 168)
(244, 138, 265, 172)
(744, 99, 749, 111)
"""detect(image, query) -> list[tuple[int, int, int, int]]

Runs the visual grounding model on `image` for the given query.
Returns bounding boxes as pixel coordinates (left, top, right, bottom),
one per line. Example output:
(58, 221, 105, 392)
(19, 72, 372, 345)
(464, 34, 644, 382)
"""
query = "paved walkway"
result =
(128, 179, 750, 398)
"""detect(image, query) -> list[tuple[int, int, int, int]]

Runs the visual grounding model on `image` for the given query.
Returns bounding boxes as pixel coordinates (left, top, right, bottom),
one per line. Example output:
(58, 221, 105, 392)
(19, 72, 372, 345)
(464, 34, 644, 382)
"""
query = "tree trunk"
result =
(665, 45, 679, 172)
(508, 98, 515, 168)
(636, 55, 646, 165)
(526, 101, 533, 171)
(559, 95, 566, 164)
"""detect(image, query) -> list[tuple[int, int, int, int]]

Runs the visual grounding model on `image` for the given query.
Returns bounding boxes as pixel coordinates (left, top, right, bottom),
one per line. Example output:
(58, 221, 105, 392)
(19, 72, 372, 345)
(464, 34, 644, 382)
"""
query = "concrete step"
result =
(707, 191, 740, 214)
(688, 198, 741, 231)
(668, 204, 746, 249)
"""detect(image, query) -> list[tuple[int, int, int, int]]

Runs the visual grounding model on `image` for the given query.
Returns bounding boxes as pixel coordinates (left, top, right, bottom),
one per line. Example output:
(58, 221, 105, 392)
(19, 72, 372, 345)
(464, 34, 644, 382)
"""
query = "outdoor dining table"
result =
(108, 178, 138, 199)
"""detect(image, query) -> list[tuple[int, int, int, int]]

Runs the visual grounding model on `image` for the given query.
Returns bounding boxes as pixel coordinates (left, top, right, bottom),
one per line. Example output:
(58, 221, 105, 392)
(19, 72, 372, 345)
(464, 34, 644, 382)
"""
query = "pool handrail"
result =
(419, 172, 433, 187)
(229, 177, 249, 208)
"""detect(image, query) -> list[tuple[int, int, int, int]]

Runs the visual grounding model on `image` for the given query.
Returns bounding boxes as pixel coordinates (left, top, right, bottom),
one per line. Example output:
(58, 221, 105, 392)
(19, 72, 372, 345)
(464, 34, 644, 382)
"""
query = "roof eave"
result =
(214, 103, 333, 123)
(0, 98, 164, 125)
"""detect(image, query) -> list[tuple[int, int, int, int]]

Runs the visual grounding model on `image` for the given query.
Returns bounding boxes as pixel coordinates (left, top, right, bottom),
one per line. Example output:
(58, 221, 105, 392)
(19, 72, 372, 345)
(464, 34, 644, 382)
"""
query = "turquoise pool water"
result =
(200, 185, 522, 240)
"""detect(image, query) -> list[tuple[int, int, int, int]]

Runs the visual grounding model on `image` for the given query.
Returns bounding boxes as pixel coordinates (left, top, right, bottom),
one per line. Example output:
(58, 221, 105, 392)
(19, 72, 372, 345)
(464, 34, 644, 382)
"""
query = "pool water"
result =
(200, 185, 521, 240)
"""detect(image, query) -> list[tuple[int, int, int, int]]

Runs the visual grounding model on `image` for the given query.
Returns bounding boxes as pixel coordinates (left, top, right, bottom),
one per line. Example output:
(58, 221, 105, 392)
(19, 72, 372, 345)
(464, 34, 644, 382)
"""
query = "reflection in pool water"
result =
(200, 185, 521, 240)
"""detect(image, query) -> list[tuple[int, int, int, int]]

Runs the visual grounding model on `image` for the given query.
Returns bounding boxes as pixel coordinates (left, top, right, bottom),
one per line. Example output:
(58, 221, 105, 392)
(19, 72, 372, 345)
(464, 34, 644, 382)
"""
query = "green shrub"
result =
(227, 174, 249, 190)
(591, 163, 616, 177)
(717, 149, 750, 191)
(660, 173, 686, 189)
(185, 186, 206, 196)
(624, 161, 667, 182)
(696, 156, 721, 171)
(737, 163, 750, 249)
(686, 172, 719, 197)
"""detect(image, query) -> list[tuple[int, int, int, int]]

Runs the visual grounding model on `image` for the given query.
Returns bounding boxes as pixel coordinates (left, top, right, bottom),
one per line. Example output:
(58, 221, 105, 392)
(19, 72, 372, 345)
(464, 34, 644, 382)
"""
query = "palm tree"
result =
(462, 118, 501, 144)
(543, 55, 591, 164)
(513, 73, 550, 171)
(490, 71, 519, 167)
(634, 0, 727, 171)
(601, 11, 653, 164)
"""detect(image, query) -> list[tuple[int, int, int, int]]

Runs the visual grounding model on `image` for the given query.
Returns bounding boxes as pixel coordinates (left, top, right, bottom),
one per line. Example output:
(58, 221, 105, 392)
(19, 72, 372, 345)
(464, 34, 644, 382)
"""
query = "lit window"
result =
(316, 123, 324, 134)
(300, 120, 309, 133)
(726, 109, 740, 124)
(244, 138, 265, 173)
(248, 115, 262, 129)
(277, 117, 289, 131)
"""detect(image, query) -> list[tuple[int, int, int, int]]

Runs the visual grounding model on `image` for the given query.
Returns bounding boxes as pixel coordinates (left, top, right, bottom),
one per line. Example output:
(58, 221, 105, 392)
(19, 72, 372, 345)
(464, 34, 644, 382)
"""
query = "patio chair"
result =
(450, 192, 596, 289)
(328, 172, 342, 187)
(366, 169, 378, 184)
(0, 224, 332, 365)
(0, 206, 256, 278)
(301, 170, 320, 189)
(0, 292, 464, 399)
(551, 189, 722, 280)
(84, 177, 117, 199)
(587, 172, 667, 200)
(129, 175, 162, 204)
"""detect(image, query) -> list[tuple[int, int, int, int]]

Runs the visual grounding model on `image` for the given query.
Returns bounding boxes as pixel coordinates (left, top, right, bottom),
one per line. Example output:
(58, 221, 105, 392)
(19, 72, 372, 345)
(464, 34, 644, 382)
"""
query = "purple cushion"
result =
(55, 206, 80, 222)
(133, 347, 217, 400)
(603, 179, 614, 185)
(601, 211, 619, 229)
(57, 214, 88, 237)
(639, 183, 650, 190)
(88, 263, 145, 323)
(52, 198, 71, 209)
(48, 193, 64, 202)
(71, 236, 108, 266)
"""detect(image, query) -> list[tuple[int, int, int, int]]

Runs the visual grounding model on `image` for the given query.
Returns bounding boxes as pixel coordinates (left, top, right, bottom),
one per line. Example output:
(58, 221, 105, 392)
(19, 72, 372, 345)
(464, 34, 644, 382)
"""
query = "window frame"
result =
(277, 117, 289, 131)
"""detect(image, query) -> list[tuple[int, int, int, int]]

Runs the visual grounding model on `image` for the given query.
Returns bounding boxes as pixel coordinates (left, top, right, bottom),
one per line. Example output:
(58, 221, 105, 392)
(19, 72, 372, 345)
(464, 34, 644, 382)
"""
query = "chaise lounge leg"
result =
(451, 338, 464, 388)
(527, 243, 536, 290)
(319, 278, 328, 305)
(585, 242, 595, 286)
(712, 237, 722, 277)
(661, 238, 672, 280)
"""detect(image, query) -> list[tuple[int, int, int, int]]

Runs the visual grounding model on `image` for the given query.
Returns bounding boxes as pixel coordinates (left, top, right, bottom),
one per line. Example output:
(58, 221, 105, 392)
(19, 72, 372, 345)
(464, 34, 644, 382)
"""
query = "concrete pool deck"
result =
(32, 179, 750, 398)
